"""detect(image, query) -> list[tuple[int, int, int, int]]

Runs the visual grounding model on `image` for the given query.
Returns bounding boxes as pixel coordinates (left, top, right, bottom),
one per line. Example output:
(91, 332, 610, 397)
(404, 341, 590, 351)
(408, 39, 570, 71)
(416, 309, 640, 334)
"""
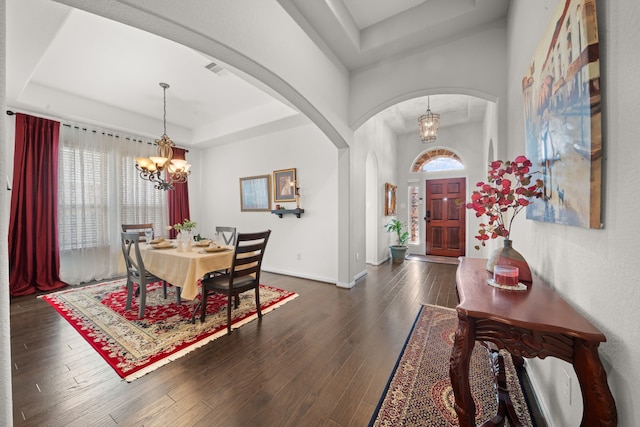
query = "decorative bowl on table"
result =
(150, 237, 164, 244)
(194, 240, 211, 247)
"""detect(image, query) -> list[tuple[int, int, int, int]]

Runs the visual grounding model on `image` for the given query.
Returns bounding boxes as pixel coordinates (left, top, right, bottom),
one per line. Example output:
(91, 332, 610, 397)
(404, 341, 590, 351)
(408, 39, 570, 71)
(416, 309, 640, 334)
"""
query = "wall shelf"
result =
(271, 208, 304, 218)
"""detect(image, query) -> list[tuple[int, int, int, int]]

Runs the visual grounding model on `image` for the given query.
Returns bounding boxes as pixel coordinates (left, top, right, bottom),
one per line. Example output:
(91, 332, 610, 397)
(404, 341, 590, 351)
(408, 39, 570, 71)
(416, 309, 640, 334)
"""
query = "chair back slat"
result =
(120, 231, 172, 319)
(216, 226, 237, 246)
(195, 229, 271, 328)
(227, 230, 271, 289)
(122, 223, 153, 242)
(121, 232, 146, 279)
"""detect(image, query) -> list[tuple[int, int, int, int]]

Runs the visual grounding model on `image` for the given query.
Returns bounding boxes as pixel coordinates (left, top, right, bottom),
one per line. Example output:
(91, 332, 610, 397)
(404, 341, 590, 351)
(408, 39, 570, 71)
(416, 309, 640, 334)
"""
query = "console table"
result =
(450, 257, 617, 426)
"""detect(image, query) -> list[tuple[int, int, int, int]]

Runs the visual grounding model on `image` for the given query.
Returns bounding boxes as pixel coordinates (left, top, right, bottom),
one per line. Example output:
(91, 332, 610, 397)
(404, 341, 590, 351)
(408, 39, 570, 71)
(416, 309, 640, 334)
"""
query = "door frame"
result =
(424, 176, 467, 257)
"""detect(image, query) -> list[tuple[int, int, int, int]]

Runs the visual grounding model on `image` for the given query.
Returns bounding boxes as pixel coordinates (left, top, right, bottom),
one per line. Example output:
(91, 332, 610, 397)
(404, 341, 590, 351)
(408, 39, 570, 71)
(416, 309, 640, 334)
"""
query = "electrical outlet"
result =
(562, 368, 572, 406)
(296, 253, 301, 261)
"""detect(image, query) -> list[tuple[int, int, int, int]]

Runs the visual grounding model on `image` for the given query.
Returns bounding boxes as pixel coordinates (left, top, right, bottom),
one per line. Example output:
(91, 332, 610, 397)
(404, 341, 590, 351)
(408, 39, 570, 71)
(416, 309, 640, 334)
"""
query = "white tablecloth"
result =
(140, 244, 233, 300)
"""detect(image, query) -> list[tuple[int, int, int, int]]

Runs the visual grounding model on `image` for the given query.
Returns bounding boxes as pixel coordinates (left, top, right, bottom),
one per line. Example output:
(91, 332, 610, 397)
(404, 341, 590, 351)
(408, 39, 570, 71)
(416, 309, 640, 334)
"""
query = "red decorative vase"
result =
(486, 239, 532, 283)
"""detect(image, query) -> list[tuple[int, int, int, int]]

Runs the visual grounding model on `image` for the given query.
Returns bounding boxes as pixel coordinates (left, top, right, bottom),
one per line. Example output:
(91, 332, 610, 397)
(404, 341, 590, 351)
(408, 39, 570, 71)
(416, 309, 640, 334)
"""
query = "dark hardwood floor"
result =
(9, 259, 533, 426)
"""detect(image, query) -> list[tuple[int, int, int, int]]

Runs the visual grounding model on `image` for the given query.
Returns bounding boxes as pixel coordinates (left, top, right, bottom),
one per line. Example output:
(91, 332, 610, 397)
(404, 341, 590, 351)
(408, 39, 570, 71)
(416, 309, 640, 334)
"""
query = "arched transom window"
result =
(411, 149, 464, 172)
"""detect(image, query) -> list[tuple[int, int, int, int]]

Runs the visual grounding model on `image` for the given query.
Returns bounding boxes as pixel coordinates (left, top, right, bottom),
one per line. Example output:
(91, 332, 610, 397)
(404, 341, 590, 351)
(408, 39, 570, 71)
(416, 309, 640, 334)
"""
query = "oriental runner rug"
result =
(40, 279, 297, 382)
(369, 304, 534, 426)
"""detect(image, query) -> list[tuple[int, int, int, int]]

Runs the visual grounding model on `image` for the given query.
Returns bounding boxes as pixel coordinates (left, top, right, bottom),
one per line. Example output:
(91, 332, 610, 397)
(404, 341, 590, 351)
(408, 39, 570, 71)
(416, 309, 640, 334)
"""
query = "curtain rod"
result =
(6, 109, 189, 152)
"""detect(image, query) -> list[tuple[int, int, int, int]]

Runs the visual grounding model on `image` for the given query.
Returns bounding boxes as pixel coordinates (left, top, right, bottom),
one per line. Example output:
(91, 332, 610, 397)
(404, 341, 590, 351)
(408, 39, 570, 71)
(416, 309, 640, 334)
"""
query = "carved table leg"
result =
(573, 339, 617, 427)
(450, 312, 477, 427)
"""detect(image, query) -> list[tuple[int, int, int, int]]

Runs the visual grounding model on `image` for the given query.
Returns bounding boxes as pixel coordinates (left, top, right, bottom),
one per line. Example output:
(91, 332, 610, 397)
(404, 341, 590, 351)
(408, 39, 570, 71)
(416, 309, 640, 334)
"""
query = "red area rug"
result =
(41, 279, 298, 381)
(369, 304, 533, 426)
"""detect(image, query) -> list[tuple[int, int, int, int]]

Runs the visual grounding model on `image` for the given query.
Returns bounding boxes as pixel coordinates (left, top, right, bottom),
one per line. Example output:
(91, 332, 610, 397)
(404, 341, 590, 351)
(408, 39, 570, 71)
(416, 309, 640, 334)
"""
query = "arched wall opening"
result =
(411, 148, 465, 172)
(355, 93, 499, 261)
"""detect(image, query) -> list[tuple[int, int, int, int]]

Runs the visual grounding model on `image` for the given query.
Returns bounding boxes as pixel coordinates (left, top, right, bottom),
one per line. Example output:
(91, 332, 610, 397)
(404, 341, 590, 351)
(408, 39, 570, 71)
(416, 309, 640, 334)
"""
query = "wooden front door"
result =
(425, 178, 466, 257)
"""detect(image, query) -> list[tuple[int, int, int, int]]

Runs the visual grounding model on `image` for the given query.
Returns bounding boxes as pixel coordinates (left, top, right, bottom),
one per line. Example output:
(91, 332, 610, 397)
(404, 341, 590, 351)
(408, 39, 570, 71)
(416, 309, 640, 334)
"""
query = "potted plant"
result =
(385, 219, 409, 263)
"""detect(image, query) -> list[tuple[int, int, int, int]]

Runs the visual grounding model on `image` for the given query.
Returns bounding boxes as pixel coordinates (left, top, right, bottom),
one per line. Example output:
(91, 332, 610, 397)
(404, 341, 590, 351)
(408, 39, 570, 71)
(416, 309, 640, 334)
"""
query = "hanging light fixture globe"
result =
(135, 82, 191, 190)
(418, 96, 440, 143)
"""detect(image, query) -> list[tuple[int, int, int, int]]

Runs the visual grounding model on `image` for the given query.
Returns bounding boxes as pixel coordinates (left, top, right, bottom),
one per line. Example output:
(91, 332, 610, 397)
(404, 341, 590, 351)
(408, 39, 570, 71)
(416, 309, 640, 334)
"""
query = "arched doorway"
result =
(413, 149, 466, 257)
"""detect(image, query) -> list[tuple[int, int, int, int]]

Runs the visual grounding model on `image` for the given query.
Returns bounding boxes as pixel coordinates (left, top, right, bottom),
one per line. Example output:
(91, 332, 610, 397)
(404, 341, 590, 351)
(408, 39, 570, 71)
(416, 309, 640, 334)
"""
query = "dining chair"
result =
(193, 230, 271, 333)
(121, 232, 181, 318)
(215, 226, 237, 246)
(121, 223, 154, 242)
(203, 226, 238, 279)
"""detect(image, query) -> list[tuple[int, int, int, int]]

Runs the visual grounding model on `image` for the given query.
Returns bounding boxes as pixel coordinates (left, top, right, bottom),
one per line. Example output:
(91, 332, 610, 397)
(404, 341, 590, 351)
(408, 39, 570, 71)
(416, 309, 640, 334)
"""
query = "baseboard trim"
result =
(522, 361, 554, 427)
(354, 270, 367, 281)
(261, 267, 334, 285)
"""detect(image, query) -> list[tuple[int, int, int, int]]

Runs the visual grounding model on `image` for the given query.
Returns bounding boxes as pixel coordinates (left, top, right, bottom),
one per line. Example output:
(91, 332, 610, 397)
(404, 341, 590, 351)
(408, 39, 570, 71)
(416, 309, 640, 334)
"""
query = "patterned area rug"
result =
(370, 304, 533, 426)
(41, 279, 298, 381)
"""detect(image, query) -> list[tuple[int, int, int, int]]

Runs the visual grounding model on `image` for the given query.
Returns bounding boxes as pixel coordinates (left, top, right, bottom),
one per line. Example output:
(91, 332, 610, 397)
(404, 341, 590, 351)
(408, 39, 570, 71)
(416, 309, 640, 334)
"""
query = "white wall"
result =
(365, 151, 379, 264)
(353, 115, 397, 266)
(196, 122, 338, 284)
(508, 1, 640, 425)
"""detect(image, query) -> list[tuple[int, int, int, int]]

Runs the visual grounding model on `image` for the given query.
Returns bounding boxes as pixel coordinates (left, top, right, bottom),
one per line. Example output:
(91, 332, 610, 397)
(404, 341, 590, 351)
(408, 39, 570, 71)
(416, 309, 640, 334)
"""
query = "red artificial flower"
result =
(459, 155, 543, 247)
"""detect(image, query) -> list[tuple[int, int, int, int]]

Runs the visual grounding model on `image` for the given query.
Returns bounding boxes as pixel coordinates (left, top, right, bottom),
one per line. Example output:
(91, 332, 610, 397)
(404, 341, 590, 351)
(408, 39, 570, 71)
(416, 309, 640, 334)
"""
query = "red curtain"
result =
(167, 147, 191, 239)
(9, 114, 67, 296)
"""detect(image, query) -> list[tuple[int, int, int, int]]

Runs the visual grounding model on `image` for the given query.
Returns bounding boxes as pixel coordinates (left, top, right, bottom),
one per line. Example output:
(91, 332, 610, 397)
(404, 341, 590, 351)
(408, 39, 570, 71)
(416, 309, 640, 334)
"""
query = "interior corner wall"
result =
(365, 151, 379, 265)
(353, 116, 397, 266)
(479, 101, 501, 259)
(507, 1, 640, 425)
(196, 123, 338, 284)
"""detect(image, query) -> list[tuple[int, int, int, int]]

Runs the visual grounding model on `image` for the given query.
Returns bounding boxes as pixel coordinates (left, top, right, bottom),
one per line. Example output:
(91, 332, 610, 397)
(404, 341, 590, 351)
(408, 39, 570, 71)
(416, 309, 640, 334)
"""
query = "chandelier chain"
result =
(160, 82, 169, 136)
(135, 82, 191, 190)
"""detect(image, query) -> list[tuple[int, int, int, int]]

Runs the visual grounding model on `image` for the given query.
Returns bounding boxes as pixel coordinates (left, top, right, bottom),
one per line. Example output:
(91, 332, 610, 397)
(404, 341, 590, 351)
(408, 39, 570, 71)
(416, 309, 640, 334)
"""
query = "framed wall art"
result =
(522, 0, 602, 228)
(239, 175, 271, 212)
(385, 183, 397, 216)
(273, 168, 297, 203)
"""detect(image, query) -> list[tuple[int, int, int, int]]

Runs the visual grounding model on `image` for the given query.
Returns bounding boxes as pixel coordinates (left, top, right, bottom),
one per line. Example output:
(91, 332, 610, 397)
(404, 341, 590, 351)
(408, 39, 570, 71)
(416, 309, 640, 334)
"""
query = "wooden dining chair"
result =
(121, 232, 181, 318)
(202, 226, 238, 279)
(121, 223, 153, 242)
(193, 230, 271, 333)
(215, 226, 237, 246)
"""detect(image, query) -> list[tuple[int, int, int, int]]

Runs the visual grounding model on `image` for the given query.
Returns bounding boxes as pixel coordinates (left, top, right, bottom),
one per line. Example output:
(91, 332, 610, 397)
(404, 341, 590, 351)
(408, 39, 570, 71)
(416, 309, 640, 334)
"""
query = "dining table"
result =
(139, 241, 234, 300)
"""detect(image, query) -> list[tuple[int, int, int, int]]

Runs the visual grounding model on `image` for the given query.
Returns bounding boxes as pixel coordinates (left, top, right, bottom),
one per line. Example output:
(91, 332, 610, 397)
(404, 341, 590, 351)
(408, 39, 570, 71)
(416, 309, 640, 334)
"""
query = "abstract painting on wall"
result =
(522, 0, 602, 228)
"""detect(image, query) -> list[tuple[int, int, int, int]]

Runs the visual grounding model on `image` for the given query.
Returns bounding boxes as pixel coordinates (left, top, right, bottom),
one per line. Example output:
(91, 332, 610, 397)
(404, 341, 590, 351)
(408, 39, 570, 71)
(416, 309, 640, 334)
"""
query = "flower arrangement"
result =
(172, 218, 197, 232)
(464, 155, 543, 249)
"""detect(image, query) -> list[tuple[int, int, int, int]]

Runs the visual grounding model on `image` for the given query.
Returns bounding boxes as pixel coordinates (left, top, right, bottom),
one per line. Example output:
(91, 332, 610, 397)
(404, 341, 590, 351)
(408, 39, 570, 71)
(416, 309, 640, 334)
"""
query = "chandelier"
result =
(418, 96, 440, 143)
(136, 82, 191, 190)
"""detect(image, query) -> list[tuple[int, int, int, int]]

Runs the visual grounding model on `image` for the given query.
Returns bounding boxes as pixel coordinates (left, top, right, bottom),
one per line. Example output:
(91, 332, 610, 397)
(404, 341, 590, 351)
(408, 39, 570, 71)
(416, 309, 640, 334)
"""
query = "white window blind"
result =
(120, 152, 168, 233)
(58, 125, 168, 284)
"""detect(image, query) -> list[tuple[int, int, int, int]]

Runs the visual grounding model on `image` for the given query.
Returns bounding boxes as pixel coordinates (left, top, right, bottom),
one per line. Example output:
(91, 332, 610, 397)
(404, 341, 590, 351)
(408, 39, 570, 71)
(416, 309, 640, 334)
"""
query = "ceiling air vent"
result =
(205, 61, 227, 76)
